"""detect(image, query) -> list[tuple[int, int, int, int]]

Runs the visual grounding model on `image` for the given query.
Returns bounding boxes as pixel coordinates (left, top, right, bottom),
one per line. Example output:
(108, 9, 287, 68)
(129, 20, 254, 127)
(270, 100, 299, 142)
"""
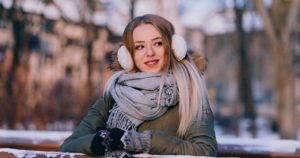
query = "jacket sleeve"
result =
(60, 93, 114, 155)
(149, 109, 218, 156)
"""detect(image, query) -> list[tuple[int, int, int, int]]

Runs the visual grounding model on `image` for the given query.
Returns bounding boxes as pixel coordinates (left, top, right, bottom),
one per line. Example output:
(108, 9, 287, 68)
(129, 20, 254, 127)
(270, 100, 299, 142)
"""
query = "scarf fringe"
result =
(107, 105, 137, 131)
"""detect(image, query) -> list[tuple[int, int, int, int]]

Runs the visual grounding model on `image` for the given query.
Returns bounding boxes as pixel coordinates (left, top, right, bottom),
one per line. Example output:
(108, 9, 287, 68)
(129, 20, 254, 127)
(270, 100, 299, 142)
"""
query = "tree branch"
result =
(254, 0, 279, 46)
(281, 0, 300, 46)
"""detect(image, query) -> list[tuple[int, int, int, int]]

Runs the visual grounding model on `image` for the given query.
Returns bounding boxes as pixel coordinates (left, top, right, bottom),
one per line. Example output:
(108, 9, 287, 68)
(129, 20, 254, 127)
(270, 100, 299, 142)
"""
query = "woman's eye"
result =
(135, 45, 144, 50)
(154, 41, 163, 47)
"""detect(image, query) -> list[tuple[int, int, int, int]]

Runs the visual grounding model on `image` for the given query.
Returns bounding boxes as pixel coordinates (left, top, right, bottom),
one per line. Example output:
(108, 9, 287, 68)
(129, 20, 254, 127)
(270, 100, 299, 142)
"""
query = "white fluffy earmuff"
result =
(117, 34, 187, 71)
(117, 46, 134, 71)
(172, 34, 187, 61)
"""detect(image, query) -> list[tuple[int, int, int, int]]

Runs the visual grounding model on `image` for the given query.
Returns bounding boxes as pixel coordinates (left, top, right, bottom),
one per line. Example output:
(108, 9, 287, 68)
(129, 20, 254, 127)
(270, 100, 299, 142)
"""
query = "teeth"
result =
(146, 60, 158, 66)
(147, 61, 157, 65)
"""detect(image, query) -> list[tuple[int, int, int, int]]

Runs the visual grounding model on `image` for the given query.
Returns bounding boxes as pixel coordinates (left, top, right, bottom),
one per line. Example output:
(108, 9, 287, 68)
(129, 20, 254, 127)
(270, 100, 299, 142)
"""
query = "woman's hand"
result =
(90, 128, 125, 155)
(90, 128, 151, 155)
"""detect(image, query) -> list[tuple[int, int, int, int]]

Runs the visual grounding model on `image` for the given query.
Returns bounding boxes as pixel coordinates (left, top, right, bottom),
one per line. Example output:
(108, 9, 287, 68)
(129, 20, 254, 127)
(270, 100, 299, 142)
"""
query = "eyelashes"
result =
(134, 41, 163, 50)
(154, 41, 163, 47)
(135, 45, 144, 50)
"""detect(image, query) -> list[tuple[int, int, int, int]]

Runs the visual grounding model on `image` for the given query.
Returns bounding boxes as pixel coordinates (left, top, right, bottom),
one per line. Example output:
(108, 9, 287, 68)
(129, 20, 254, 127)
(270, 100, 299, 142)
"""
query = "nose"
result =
(146, 45, 155, 57)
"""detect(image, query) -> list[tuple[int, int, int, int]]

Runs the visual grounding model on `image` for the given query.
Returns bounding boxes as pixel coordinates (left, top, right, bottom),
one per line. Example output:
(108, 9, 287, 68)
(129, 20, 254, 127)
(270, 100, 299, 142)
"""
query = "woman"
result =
(60, 14, 217, 157)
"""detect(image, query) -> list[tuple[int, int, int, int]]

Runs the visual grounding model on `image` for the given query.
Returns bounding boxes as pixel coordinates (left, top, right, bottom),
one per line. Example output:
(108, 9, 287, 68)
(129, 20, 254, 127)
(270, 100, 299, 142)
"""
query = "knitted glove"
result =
(106, 128, 125, 150)
(121, 130, 151, 154)
(90, 128, 125, 155)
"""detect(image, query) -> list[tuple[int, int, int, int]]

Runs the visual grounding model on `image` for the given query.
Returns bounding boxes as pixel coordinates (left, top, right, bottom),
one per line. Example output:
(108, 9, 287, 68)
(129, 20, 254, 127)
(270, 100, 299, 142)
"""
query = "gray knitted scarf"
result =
(106, 72, 179, 131)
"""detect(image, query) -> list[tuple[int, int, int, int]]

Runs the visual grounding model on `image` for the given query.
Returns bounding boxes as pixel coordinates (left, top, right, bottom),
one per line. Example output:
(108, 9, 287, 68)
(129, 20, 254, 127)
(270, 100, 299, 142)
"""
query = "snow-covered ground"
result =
(218, 136, 300, 153)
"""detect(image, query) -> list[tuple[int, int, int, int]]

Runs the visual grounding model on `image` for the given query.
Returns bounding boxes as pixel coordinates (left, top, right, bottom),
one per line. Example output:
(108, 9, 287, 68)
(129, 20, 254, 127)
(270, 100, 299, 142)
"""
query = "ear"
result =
(172, 34, 187, 61)
(117, 46, 134, 71)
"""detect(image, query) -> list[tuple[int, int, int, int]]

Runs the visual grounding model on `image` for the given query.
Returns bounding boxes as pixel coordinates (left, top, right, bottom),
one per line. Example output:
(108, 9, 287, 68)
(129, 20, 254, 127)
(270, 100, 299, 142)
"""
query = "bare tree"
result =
(254, 0, 300, 139)
(234, 0, 256, 137)
(5, 0, 29, 129)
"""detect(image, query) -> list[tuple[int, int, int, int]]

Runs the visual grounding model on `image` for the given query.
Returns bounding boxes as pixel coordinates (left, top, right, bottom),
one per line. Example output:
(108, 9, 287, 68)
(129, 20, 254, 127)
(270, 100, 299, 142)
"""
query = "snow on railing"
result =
(0, 148, 89, 158)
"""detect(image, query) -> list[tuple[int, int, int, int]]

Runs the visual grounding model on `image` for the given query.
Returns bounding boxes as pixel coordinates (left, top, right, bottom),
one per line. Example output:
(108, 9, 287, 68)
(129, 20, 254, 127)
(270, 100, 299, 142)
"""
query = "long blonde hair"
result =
(108, 14, 209, 137)
(171, 54, 208, 137)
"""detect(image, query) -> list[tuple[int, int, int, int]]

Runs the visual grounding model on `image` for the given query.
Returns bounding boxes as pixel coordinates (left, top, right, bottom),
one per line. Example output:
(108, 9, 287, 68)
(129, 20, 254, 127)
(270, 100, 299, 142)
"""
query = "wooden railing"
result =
(1, 130, 300, 158)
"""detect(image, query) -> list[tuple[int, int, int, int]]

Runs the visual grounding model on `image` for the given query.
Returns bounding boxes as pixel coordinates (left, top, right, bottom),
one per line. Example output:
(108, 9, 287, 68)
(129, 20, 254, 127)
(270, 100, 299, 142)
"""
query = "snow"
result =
(0, 148, 83, 158)
(0, 130, 71, 144)
(218, 136, 300, 153)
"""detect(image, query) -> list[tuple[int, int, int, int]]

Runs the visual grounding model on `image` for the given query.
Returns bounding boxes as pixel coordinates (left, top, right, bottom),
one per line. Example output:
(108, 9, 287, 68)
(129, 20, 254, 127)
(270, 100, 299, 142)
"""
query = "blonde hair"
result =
(170, 54, 208, 137)
(108, 14, 209, 137)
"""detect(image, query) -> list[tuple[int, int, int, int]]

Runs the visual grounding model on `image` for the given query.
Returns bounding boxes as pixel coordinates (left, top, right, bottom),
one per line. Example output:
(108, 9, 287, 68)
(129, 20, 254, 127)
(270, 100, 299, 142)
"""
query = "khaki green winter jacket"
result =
(60, 92, 217, 156)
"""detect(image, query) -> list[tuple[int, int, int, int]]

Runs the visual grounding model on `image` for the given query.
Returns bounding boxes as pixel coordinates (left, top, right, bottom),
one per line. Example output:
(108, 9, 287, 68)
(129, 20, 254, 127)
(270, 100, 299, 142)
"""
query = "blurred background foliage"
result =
(0, 0, 299, 140)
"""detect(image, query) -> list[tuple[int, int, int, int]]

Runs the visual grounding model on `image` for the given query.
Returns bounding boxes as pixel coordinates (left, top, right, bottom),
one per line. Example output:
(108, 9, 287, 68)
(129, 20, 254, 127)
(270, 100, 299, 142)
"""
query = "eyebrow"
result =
(134, 37, 162, 44)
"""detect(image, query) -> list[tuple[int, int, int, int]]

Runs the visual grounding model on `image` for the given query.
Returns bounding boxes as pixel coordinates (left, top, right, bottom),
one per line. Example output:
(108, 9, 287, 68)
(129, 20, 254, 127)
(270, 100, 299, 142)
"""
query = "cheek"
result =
(153, 46, 165, 57)
(159, 48, 167, 62)
(161, 49, 169, 69)
(133, 52, 143, 66)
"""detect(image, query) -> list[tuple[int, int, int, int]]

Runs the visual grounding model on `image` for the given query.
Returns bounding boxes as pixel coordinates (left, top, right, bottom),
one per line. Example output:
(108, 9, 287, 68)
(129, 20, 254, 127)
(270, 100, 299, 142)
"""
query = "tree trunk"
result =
(254, 0, 298, 139)
(235, 1, 256, 137)
(273, 45, 296, 139)
(5, 3, 27, 129)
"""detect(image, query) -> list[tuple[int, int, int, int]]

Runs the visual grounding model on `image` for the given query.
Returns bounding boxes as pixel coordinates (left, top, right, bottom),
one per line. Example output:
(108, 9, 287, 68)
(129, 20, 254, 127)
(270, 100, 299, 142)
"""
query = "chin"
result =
(143, 68, 161, 73)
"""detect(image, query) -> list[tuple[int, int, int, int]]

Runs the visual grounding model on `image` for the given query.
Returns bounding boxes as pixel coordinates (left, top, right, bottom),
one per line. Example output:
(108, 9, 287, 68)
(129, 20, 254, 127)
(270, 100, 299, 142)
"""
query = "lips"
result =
(144, 59, 159, 67)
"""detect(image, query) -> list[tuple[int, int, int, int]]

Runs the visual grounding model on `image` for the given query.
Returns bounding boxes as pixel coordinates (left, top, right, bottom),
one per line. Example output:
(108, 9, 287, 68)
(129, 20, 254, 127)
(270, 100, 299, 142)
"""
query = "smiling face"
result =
(132, 24, 167, 73)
